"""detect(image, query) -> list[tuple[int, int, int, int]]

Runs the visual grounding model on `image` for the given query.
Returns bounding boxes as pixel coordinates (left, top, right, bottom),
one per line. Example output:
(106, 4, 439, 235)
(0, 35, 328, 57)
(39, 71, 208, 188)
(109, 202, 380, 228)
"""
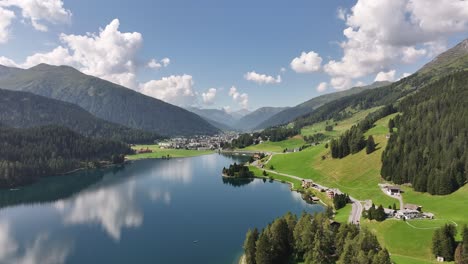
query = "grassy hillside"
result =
(0, 64, 219, 136)
(243, 136, 305, 152)
(256, 81, 390, 130)
(264, 111, 467, 263)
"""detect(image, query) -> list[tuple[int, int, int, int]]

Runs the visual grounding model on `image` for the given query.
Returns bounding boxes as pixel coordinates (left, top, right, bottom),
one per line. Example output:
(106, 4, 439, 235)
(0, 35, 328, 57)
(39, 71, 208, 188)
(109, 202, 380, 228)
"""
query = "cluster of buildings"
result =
(301, 179, 342, 199)
(158, 133, 238, 151)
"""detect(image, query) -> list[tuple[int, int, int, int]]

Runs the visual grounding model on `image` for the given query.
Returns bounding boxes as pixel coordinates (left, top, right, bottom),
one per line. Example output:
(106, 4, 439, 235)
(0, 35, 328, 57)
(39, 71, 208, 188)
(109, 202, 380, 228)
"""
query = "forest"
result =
(222, 163, 254, 178)
(432, 224, 468, 263)
(229, 127, 299, 149)
(243, 212, 391, 264)
(0, 125, 132, 188)
(330, 105, 396, 159)
(381, 71, 467, 194)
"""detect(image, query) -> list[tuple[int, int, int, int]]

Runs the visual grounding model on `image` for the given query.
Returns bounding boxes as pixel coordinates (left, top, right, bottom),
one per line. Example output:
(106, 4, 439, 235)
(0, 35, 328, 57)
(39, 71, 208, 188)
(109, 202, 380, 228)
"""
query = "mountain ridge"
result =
(0, 64, 219, 136)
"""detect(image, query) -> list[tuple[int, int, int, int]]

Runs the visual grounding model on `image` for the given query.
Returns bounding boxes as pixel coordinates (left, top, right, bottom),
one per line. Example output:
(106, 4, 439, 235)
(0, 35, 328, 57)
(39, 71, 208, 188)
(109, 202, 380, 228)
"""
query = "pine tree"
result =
(366, 135, 376, 154)
(243, 228, 259, 264)
(255, 229, 273, 264)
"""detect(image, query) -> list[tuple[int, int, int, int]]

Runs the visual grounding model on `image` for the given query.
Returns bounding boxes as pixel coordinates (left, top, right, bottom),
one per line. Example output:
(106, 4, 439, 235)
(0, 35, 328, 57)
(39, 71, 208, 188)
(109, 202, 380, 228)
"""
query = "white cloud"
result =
(229, 86, 248, 109)
(139, 74, 196, 106)
(201, 88, 217, 105)
(280, 67, 286, 72)
(374, 70, 396, 82)
(9, 19, 142, 89)
(337, 7, 347, 21)
(402, 46, 427, 63)
(0, 7, 15, 43)
(244, 71, 281, 84)
(324, 0, 468, 90)
(330, 77, 353, 90)
(316, 82, 328, 92)
(147, 57, 170, 69)
(160, 57, 170, 67)
(0, 56, 18, 67)
(0, 0, 72, 32)
(399, 72, 412, 80)
(290, 51, 322, 73)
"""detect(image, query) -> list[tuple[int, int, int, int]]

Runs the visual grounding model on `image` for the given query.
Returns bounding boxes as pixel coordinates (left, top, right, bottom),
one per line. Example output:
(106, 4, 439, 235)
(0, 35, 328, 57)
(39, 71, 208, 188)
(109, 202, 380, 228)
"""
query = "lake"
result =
(0, 154, 323, 264)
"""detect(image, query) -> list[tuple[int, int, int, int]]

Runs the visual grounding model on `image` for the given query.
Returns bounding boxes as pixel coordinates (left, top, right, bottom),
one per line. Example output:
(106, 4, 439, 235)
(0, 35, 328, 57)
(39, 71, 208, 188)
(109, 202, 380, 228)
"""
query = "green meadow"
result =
(264, 111, 467, 263)
(243, 136, 305, 153)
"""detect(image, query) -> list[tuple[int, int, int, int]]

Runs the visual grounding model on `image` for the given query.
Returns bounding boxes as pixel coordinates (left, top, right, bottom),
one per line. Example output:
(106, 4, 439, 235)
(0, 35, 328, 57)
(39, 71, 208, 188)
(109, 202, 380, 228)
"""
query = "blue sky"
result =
(0, 0, 467, 111)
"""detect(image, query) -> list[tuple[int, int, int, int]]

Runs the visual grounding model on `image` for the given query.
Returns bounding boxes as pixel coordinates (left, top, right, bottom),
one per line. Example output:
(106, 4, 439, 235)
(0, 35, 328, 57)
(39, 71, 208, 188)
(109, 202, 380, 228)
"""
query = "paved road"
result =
(261, 165, 362, 225)
(379, 185, 404, 209)
(348, 198, 363, 225)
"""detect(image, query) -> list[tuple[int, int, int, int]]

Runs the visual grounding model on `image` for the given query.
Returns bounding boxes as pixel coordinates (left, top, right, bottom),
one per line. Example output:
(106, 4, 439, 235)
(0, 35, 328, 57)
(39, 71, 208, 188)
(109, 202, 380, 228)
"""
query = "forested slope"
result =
(381, 70, 467, 195)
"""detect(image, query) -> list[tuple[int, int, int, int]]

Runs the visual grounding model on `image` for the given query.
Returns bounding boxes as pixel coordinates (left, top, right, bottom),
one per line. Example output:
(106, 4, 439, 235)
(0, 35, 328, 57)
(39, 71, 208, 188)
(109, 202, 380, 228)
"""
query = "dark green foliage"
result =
(388, 119, 395, 133)
(222, 163, 254, 178)
(333, 193, 351, 210)
(0, 88, 163, 144)
(304, 133, 327, 144)
(455, 225, 468, 264)
(381, 71, 468, 194)
(243, 228, 259, 264)
(256, 81, 390, 130)
(0, 125, 132, 188)
(0, 64, 219, 136)
(245, 212, 390, 264)
(262, 170, 268, 176)
(364, 204, 386, 221)
(325, 125, 333, 131)
(331, 105, 396, 159)
(366, 135, 376, 154)
(432, 224, 457, 261)
(229, 127, 299, 149)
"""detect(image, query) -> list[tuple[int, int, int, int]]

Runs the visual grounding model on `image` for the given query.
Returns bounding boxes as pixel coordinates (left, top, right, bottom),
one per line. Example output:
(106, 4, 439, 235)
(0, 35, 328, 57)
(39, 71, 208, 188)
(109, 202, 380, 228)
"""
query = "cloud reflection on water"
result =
(0, 221, 71, 264)
(54, 181, 142, 241)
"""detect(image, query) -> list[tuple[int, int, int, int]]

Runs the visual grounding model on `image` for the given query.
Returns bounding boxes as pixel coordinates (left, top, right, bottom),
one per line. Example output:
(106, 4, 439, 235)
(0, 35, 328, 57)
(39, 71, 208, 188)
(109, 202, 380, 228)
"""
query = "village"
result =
(300, 179, 436, 221)
(134, 132, 239, 154)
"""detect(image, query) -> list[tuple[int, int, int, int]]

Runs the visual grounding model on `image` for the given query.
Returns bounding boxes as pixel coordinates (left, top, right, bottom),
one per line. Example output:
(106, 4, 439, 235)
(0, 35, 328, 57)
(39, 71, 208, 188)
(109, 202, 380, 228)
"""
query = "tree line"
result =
(222, 163, 254, 178)
(381, 71, 467, 194)
(0, 125, 132, 188)
(243, 212, 391, 264)
(330, 105, 396, 159)
(432, 224, 468, 263)
(228, 127, 299, 149)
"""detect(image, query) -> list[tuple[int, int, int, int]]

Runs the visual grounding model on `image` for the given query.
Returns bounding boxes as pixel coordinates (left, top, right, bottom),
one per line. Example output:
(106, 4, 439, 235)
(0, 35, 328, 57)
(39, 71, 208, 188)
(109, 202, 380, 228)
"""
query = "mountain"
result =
(0, 64, 219, 136)
(186, 107, 237, 130)
(230, 109, 252, 120)
(235, 107, 289, 131)
(292, 39, 468, 131)
(256, 81, 390, 129)
(0, 88, 163, 143)
(419, 39, 468, 74)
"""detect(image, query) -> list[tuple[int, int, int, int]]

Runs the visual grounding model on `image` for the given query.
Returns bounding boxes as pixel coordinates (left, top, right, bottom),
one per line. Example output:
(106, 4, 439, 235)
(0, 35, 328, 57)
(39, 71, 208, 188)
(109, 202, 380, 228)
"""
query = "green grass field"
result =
(301, 106, 382, 137)
(264, 111, 468, 263)
(334, 203, 352, 223)
(243, 136, 305, 153)
(127, 145, 214, 160)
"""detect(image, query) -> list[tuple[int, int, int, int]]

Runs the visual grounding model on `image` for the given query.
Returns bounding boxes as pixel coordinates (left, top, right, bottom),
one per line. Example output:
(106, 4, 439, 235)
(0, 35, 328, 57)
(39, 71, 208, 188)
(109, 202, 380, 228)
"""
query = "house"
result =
(395, 209, 420, 220)
(385, 186, 401, 196)
(301, 179, 314, 189)
(312, 197, 320, 202)
(404, 203, 422, 211)
(423, 212, 434, 219)
(384, 208, 396, 217)
(436, 256, 444, 262)
(326, 190, 335, 199)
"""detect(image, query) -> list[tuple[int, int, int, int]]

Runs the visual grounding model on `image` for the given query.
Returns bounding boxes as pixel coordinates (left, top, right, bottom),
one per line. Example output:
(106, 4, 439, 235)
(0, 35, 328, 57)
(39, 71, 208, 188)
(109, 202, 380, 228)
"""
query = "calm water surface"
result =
(0, 154, 323, 264)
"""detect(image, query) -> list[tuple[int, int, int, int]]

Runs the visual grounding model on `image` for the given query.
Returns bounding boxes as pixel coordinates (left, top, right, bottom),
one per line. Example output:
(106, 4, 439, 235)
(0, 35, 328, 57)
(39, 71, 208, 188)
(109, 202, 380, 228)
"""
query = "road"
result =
(260, 165, 362, 225)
